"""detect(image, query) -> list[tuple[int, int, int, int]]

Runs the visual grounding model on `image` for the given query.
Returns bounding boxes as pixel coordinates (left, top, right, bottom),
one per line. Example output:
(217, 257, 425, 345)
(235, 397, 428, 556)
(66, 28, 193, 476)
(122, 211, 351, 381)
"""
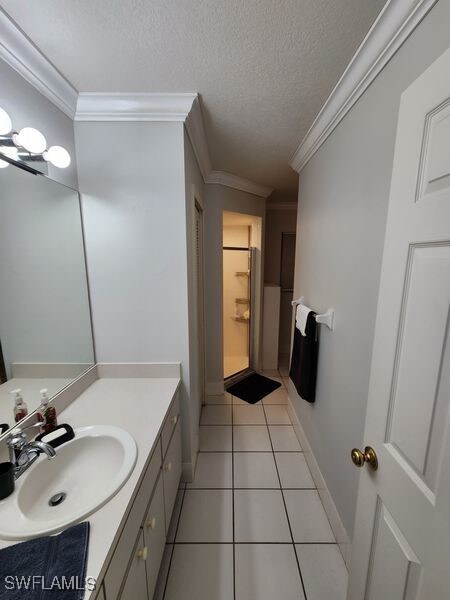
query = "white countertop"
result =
(0, 375, 180, 599)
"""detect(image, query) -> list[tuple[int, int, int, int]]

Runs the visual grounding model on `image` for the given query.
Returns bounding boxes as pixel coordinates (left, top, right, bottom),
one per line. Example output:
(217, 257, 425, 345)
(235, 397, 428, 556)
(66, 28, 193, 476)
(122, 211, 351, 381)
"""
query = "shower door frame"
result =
(223, 246, 254, 381)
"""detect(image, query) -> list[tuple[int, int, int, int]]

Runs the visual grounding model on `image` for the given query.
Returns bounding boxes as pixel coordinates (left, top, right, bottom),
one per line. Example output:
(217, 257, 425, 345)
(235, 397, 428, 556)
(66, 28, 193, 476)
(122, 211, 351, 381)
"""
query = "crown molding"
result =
(205, 170, 273, 198)
(266, 201, 297, 210)
(184, 95, 212, 179)
(0, 9, 78, 118)
(185, 96, 270, 197)
(290, 0, 439, 173)
(75, 92, 198, 122)
(0, 9, 271, 197)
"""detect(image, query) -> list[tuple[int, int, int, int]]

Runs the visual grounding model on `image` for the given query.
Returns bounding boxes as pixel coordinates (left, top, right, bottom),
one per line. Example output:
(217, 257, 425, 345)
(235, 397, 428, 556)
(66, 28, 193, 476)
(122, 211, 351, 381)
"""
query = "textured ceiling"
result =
(0, 0, 385, 200)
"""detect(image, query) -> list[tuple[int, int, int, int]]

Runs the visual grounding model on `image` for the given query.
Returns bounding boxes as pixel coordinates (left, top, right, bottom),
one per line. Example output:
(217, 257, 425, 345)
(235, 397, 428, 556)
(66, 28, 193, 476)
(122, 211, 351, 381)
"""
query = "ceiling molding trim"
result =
(75, 92, 198, 122)
(266, 202, 297, 210)
(290, 0, 439, 173)
(0, 11, 272, 198)
(206, 170, 273, 198)
(0, 9, 78, 118)
(185, 98, 271, 198)
(184, 96, 212, 179)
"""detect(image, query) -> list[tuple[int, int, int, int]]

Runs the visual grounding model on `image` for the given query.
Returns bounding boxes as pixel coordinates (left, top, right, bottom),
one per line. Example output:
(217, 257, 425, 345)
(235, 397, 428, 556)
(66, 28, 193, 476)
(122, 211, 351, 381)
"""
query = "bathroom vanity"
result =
(0, 367, 183, 600)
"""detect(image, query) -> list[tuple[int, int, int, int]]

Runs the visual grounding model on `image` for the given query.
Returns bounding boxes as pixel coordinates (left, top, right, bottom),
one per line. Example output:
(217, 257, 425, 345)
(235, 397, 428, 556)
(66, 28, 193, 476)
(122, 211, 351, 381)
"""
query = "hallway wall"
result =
(204, 185, 265, 393)
(290, 0, 450, 540)
(264, 207, 297, 360)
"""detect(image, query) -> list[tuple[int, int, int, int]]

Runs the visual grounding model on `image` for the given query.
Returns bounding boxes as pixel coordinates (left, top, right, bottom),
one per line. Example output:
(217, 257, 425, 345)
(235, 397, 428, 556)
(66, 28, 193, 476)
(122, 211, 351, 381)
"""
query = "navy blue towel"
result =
(289, 312, 319, 403)
(0, 522, 90, 599)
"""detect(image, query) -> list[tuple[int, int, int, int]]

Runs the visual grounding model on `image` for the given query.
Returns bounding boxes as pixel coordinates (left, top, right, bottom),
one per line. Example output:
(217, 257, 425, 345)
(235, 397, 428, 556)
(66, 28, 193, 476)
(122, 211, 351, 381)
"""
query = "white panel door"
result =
(348, 48, 450, 600)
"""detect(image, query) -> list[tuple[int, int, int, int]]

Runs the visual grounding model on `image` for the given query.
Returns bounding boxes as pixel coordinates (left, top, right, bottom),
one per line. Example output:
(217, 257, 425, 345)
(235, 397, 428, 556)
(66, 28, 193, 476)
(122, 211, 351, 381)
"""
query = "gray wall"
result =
(183, 131, 205, 461)
(265, 208, 298, 359)
(0, 59, 78, 189)
(204, 184, 265, 389)
(290, 0, 450, 539)
(264, 208, 297, 285)
(75, 121, 195, 467)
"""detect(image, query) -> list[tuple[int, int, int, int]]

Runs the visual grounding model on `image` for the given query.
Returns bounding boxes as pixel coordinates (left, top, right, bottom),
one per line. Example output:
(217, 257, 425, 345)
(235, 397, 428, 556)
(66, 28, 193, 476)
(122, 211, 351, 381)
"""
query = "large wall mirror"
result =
(0, 162, 95, 437)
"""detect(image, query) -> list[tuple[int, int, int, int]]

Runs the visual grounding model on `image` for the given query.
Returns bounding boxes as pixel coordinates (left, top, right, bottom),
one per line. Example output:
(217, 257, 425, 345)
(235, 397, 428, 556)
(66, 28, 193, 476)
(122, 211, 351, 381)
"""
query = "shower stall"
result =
(223, 246, 253, 379)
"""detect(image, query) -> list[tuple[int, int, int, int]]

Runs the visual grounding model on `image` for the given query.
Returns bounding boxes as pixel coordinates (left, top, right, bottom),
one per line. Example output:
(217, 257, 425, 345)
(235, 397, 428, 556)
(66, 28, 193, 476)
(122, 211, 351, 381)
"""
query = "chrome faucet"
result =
(7, 426, 56, 479)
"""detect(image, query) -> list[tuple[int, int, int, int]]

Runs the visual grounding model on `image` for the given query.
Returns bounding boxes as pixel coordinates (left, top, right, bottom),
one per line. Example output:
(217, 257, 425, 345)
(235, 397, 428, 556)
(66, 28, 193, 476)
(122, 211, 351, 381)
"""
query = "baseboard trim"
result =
(182, 459, 196, 483)
(205, 381, 225, 395)
(286, 391, 351, 568)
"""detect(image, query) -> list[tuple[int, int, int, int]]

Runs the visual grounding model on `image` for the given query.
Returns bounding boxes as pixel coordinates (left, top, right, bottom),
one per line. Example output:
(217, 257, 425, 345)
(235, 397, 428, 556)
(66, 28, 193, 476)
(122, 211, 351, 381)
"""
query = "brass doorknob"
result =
(351, 446, 378, 471)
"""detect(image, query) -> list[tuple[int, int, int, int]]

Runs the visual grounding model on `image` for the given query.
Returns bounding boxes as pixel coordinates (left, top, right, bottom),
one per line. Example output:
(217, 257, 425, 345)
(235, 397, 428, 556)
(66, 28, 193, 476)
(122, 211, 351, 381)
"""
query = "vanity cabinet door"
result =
(119, 530, 148, 600)
(162, 420, 182, 534)
(94, 583, 106, 600)
(143, 474, 166, 599)
(161, 393, 180, 458)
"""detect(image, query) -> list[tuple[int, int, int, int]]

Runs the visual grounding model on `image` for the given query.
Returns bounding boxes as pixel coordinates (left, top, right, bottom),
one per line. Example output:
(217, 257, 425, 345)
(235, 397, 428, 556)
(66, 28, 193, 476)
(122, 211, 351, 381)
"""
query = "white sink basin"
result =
(0, 425, 137, 540)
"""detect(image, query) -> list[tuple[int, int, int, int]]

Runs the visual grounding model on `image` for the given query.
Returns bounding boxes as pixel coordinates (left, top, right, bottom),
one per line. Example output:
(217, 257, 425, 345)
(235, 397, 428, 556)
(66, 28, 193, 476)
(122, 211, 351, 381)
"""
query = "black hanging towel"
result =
(289, 311, 319, 403)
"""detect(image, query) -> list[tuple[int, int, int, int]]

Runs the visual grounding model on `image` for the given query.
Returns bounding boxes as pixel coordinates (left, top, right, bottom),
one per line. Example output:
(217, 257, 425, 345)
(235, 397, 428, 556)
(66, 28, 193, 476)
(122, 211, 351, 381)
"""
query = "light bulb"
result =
(43, 145, 71, 169)
(0, 107, 12, 135)
(13, 127, 47, 153)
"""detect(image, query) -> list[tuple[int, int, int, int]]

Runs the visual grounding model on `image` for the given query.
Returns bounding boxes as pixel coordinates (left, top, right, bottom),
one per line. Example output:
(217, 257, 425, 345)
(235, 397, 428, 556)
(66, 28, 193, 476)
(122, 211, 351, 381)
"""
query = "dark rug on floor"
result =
(226, 373, 281, 404)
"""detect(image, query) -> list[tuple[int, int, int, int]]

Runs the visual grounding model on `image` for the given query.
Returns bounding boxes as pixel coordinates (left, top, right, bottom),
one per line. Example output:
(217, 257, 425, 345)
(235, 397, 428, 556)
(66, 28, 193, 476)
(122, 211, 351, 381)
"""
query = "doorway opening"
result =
(222, 211, 262, 381)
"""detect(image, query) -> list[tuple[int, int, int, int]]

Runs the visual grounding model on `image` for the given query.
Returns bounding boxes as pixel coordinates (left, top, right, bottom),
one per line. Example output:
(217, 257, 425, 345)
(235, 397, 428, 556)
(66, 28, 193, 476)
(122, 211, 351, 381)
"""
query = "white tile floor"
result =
(156, 373, 348, 600)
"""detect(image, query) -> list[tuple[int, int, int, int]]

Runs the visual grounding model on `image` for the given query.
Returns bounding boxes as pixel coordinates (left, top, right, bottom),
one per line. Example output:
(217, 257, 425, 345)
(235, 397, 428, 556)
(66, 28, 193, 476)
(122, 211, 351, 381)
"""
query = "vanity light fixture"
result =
(0, 107, 12, 135)
(0, 105, 71, 169)
(13, 127, 47, 154)
(43, 145, 71, 169)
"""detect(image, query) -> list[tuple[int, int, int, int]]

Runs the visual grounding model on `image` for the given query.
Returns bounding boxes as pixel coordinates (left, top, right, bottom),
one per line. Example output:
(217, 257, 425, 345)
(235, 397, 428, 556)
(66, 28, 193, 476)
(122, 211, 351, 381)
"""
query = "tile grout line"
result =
(231, 394, 236, 600)
(262, 395, 309, 600)
(161, 482, 187, 600)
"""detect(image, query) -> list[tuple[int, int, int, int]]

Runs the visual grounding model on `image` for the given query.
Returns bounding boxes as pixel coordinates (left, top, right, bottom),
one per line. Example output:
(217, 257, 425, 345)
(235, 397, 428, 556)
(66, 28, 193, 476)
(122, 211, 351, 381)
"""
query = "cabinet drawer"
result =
(162, 420, 182, 534)
(161, 393, 180, 458)
(104, 439, 161, 599)
(92, 583, 105, 600)
(143, 474, 166, 599)
(119, 530, 148, 600)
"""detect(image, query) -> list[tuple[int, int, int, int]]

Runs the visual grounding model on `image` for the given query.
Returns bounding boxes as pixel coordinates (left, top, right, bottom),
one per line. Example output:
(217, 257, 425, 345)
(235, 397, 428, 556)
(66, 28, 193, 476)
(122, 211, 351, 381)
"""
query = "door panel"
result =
(366, 501, 421, 600)
(387, 243, 450, 486)
(348, 49, 450, 600)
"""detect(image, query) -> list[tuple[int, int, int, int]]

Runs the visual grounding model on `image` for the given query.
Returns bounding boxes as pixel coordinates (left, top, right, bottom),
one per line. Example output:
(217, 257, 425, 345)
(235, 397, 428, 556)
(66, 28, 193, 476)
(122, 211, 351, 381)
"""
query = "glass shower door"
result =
(223, 248, 251, 379)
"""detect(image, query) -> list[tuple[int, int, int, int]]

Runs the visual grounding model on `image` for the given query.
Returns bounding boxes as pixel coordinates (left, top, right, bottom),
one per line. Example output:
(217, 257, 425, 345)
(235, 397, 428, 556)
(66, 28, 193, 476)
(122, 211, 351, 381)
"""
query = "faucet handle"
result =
(7, 428, 28, 454)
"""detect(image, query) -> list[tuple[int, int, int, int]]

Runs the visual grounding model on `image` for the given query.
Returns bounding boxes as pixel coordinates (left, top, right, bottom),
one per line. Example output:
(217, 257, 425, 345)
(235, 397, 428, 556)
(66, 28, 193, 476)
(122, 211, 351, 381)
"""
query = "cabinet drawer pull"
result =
(137, 547, 148, 561)
(170, 415, 178, 425)
(146, 517, 156, 530)
(164, 462, 172, 472)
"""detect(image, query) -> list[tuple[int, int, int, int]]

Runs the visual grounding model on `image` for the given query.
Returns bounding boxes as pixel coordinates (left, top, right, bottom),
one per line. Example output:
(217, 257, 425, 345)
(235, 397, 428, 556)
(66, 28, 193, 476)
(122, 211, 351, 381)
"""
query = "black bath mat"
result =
(226, 373, 281, 404)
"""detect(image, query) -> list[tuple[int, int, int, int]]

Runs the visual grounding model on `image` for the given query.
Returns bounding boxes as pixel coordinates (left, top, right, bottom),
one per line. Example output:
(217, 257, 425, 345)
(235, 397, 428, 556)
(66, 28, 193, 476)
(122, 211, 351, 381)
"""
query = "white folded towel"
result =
(295, 304, 312, 336)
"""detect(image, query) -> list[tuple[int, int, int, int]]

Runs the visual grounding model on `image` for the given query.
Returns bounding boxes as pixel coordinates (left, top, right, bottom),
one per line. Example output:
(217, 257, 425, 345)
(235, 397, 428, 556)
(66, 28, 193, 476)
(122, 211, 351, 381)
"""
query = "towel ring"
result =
(291, 296, 334, 331)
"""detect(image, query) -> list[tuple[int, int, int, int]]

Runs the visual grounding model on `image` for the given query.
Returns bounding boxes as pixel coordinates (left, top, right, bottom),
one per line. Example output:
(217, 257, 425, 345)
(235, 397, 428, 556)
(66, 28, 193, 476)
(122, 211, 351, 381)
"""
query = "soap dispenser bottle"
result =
(11, 389, 28, 423)
(39, 389, 57, 433)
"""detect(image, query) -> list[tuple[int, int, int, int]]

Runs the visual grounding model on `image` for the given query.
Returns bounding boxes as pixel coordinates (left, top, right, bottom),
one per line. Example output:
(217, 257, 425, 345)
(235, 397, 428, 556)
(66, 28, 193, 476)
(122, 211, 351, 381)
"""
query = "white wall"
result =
(290, 0, 450, 540)
(0, 59, 78, 189)
(204, 184, 265, 391)
(75, 121, 195, 469)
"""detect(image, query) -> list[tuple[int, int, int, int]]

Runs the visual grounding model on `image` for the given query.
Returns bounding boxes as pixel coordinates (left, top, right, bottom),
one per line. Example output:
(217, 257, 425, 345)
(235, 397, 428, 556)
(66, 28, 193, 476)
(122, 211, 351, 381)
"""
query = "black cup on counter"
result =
(0, 462, 14, 500)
